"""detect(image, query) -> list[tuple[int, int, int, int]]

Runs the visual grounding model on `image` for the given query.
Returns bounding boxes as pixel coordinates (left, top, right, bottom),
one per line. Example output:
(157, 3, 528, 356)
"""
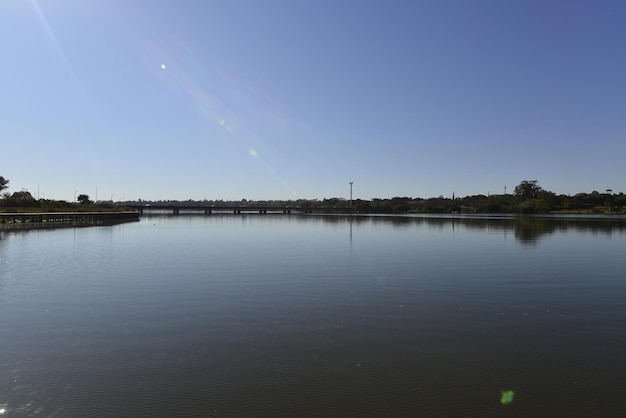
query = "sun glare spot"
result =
(160, 64, 166, 70)
(500, 389, 514, 405)
(217, 118, 233, 133)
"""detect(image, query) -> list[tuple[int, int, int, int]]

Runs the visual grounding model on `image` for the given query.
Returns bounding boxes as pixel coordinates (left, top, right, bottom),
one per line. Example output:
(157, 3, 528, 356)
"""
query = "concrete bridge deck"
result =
(126, 204, 352, 215)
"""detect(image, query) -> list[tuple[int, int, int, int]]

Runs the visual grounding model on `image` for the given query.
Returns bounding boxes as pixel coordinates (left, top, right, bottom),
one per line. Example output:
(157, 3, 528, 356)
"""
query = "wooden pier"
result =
(0, 211, 140, 229)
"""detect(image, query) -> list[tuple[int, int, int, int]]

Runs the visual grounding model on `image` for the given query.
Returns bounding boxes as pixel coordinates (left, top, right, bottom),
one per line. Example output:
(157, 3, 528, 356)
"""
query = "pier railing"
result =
(0, 211, 140, 229)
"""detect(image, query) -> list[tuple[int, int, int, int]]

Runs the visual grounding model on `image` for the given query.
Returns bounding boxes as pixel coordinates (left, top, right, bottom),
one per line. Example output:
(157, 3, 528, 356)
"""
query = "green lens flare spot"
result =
(500, 390, 515, 405)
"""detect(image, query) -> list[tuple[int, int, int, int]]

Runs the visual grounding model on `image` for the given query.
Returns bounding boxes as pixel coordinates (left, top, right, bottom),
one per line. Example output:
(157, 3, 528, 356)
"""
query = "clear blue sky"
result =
(2, 0, 625, 202)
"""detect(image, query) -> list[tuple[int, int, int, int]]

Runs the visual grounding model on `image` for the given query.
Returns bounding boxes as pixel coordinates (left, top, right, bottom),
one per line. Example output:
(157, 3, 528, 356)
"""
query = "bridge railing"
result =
(126, 205, 351, 215)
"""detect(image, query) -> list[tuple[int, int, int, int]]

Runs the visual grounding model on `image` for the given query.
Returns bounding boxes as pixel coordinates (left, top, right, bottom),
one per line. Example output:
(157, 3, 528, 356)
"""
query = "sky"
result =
(2, 0, 625, 202)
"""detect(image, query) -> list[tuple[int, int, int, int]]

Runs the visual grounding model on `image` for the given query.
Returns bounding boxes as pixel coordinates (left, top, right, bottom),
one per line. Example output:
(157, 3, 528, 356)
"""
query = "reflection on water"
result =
(282, 213, 626, 246)
(0, 214, 625, 416)
(377, 214, 625, 244)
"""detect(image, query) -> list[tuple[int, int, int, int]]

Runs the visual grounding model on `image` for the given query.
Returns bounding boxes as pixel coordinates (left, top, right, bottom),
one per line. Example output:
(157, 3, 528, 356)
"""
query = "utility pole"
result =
(349, 182, 353, 206)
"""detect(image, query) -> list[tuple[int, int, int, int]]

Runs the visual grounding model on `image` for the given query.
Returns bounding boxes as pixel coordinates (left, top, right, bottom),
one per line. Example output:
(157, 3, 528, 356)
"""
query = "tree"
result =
(1, 190, 37, 207)
(514, 180, 543, 200)
(0, 176, 8, 193)
(77, 194, 93, 205)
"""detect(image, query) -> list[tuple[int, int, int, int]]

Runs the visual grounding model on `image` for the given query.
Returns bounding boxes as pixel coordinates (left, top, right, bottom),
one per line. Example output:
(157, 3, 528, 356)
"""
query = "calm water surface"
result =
(1, 214, 626, 417)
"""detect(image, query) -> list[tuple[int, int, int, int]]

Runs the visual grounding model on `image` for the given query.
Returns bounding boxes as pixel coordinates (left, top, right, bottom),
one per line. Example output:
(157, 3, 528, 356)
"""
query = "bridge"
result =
(126, 204, 353, 215)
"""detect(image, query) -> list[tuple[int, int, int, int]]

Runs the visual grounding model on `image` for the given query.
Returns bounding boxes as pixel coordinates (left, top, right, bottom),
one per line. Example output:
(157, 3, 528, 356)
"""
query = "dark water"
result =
(1, 214, 626, 417)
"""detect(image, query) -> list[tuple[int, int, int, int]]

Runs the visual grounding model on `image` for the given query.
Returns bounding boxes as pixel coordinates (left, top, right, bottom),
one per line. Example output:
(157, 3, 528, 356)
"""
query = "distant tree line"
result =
(0, 176, 112, 212)
(1, 176, 625, 214)
(134, 180, 625, 215)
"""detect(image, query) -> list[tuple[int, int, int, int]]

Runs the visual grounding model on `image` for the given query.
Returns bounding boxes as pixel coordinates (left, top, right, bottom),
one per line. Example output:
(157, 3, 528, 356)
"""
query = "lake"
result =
(1, 214, 626, 417)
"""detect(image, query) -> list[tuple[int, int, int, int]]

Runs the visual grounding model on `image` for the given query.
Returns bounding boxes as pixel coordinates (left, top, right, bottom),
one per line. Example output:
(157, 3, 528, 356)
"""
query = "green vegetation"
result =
(332, 191, 622, 215)
(1, 176, 624, 214)
(0, 177, 122, 213)
(241, 180, 625, 215)
(229, 180, 624, 215)
(77, 194, 93, 205)
(0, 176, 8, 193)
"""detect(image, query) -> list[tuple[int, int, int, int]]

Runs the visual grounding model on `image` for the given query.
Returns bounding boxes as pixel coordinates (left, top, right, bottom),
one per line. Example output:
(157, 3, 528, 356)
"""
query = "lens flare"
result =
(249, 149, 257, 158)
(500, 390, 514, 405)
(31, 0, 74, 81)
(218, 118, 233, 133)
